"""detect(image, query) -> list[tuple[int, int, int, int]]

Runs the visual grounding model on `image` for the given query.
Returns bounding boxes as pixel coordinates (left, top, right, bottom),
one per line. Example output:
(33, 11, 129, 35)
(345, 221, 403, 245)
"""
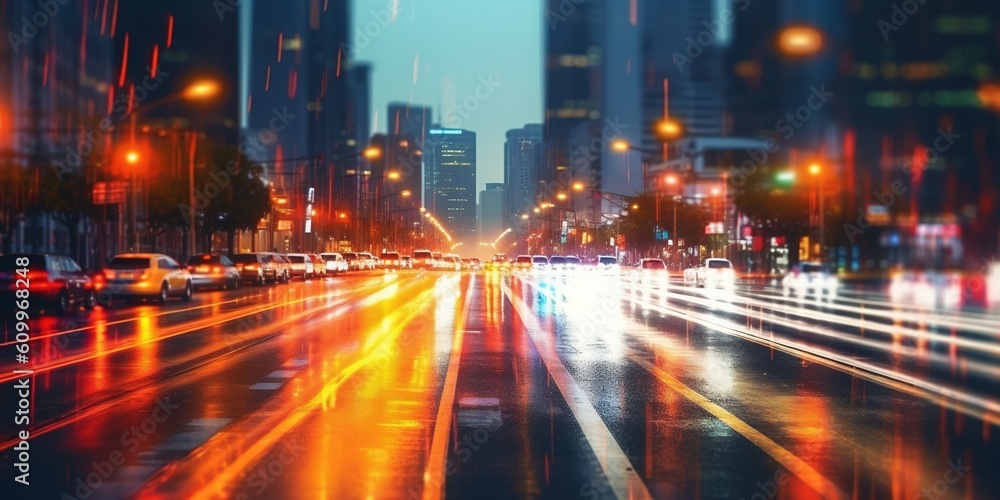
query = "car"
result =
(357, 252, 377, 270)
(547, 256, 567, 271)
(597, 255, 620, 275)
(531, 255, 549, 270)
(412, 250, 434, 269)
(441, 254, 462, 271)
(636, 258, 668, 285)
(379, 252, 402, 269)
(431, 252, 444, 269)
(888, 270, 962, 309)
(186, 254, 241, 290)
(308, 254, 326, 276)
(469, 258, 482, 271)
(102, 253, 193, 304)
(782, 261, 838, 300)
(284, 253, 315, 279)
(1, 254, 96, 313)
(400, 256, 413, 269)
(319, 253, 347, 276)
(342, 252, 361, 271)
(684, 258, 735, 288)
(231, 253, 278, 285)
(514, 255, 533, 269)
(563, 256, 582, 270)
(266, 253, 292, 283)
(490, 253, 509, 269)
(989, 262, 1000, 307)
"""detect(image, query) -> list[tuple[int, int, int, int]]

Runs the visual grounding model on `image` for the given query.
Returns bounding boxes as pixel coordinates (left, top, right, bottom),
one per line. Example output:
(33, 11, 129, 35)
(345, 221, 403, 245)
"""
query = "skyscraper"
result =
(504, 124, 544, 222)
(479, 183, 505, 241)
(424, 128, 477, 239)
(388, 102, 433, 141)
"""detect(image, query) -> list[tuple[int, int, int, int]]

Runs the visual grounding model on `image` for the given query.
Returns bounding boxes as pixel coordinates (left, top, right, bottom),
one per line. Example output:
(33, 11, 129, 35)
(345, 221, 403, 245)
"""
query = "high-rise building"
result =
(388, 102, 433, 142)
(1, 0, 112, 263)
(479, 183, 505, 241)
(504, 124, 544, 222)
(424, 128, 477, 239)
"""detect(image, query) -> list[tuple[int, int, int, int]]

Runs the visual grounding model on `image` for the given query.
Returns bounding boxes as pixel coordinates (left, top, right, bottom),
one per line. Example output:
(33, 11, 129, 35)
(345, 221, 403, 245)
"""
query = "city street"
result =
(2, 269, 997, 499)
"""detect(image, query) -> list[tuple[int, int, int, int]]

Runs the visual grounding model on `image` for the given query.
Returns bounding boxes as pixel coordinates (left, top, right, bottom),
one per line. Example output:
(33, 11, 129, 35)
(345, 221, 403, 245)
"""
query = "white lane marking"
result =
(282, 358, 309, 367)
(503, 282, 653, 500)
(249, 382, 284, 391)
(266, 370, 298, 379)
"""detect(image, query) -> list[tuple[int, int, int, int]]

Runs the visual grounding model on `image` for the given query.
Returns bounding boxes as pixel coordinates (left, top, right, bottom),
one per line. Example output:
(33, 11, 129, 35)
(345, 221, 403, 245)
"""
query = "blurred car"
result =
(1, 254, 96, 313)
(186, 254, 241, 290)
(988, 262, 1000, 307)
(490, 253, 509, 270)
(319, 253, 347, 276)
(284, 253, 315, 279)
(469, 258, 482, 271)
(888, 271, 962, 309)
(103, 253, 193, 304)
(379, 251, 402, 269)
(342, 252, 361, 271)
(231, 253, 277, 285)
(400, 256, 413, 269)
(432, 252, 444, 269)
(514, 255, 533, 270)
(547, 256, 567, 271)
(684, 258, 735, 288)
(782, 261, 838, 300)
(308, 254, 325, 277)
(637, 258, 668, 285)
(563, 256, 582, 270)
(412, 250, 434, 269)
(442, 254, 462, 271)
(597, 255, 620, 275)
(266, 253, 292, 283)
(357, 252, 377, 270)
(531, 255, 549, 271)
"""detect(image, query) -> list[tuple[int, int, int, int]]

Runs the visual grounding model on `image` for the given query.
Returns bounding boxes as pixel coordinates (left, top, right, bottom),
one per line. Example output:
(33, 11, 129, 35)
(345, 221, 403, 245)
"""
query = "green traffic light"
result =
(775, 171, 796, 184)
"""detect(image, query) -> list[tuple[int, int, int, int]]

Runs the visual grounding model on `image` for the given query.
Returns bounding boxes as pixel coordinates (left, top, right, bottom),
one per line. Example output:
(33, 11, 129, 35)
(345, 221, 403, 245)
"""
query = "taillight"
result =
(245, 265, 257, 271)
(212, 266, 221, 273)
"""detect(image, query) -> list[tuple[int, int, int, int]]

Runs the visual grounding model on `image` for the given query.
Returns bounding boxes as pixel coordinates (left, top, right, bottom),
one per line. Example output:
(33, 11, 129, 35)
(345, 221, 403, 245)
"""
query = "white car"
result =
(319, 253, 348, 276)
(782, 262, 838, 300)
(597, 255, 620, 275)
(284, 253, 315, 279)
(357, 252, 377, 270)
(636, 258, 668, 285)
(441, 254, 462, 271)
(684, 258, 735, 288)
(988, 262, 1000, 307)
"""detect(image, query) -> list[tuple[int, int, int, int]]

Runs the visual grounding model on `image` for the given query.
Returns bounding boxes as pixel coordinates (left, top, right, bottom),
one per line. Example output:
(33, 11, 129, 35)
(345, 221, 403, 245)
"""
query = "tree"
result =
(733, 167, 810, 268)
(0, 165, 33, 254)
(36, 163, 97, 262)
(147, 173, 189, 252)
(199, 146, 272, 256)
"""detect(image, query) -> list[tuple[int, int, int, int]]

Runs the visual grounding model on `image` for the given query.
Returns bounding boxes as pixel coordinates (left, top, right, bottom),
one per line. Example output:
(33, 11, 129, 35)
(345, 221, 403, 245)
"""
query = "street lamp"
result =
(655, 119, 683, 140)
(778, 26, 823, 57)
(809, 162, 825, 259)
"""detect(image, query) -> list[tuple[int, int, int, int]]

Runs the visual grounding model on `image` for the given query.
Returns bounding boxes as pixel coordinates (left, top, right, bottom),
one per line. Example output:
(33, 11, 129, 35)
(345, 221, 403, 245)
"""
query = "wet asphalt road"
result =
(1, 268, 998, 499)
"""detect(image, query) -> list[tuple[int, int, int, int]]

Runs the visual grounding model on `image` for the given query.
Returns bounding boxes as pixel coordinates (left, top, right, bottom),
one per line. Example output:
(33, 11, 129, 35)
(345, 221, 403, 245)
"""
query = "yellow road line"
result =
(629, 354, 849, 500)
(422, 274, 476, 500)
(185, 287, 436, 500)
(504, 282, 653, 500)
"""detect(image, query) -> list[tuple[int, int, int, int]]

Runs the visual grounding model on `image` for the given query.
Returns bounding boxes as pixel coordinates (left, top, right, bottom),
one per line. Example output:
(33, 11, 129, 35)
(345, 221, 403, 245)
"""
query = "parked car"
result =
(782, 262, 838, 300)
(103, 253, 193, 304)
(308, 254, 325, 277)
(1, 254, 96, 313)
(186, 254, 241, 290)
(342, 252, 361, 271)
(357, 252, 377, 270)
(412, 250, 434, 269)
(379, 252, 402, 269)
(684, 258, 735, 288)
(231, 253, 277, 285)
(319, 253, 347, 276)
(265, 253, 292, 283)
(284, 253, 315, 279)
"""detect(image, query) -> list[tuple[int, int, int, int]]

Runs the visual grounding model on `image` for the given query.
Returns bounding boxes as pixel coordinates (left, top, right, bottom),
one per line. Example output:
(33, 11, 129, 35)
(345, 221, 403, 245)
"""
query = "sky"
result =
(349, 0, 543, 195)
